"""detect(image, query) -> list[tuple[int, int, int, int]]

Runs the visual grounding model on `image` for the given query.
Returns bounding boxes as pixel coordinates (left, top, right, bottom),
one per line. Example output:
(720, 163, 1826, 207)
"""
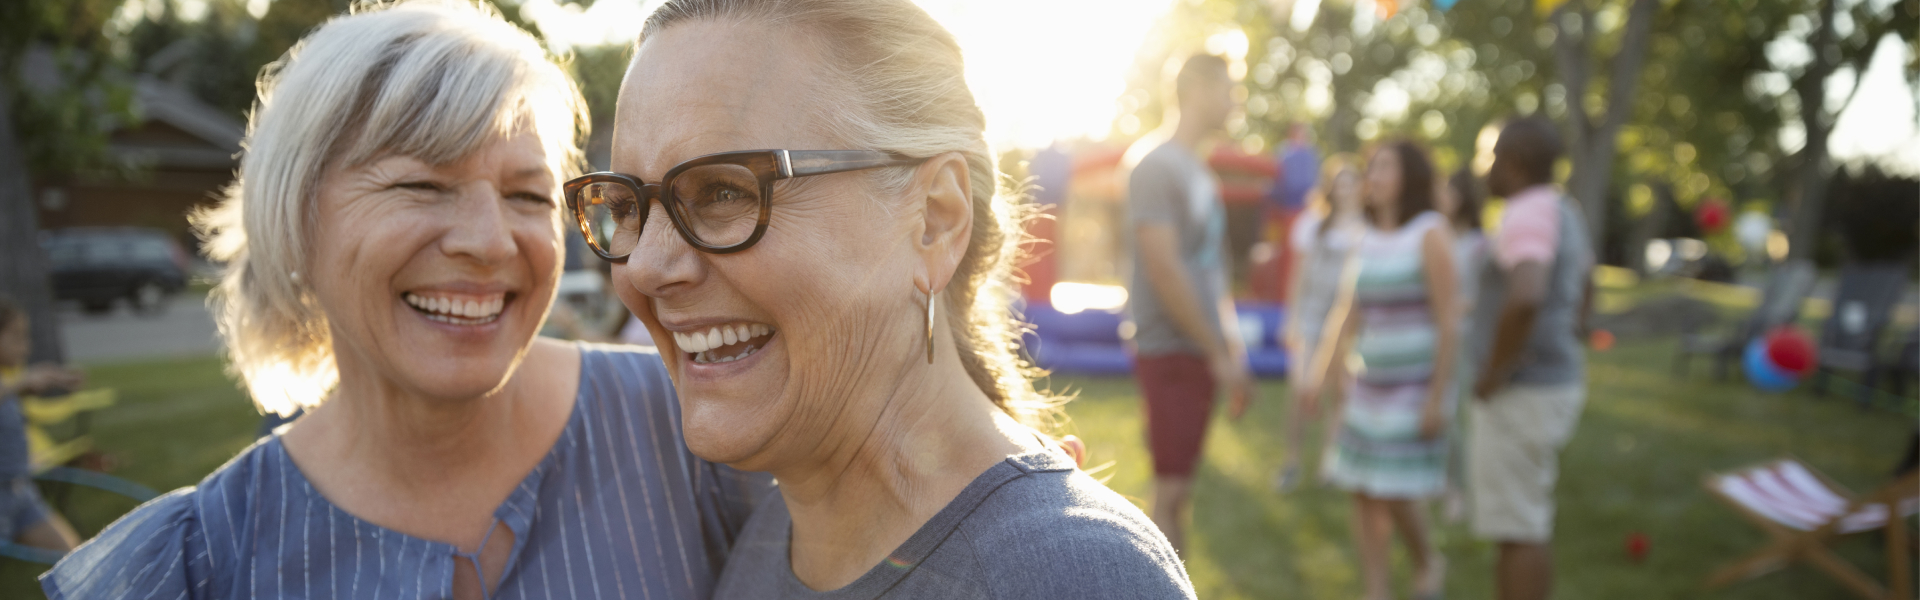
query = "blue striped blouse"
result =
(40, 343, 769, 599)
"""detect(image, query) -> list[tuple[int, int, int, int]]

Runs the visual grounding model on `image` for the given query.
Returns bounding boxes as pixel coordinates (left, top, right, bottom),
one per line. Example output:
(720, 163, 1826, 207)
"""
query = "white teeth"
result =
(675, 322, 777, 363)
(679, 332, 708, 353)
(404, 292, 506, 323)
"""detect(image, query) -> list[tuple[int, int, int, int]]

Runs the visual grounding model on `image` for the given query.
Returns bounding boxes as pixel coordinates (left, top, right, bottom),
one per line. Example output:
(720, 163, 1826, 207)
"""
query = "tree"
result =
(1779, 0, 1918, 262)
(1, 0, 132, 364)
(1550, 0, 1657, 259)
(1117, 0, 1895, 271)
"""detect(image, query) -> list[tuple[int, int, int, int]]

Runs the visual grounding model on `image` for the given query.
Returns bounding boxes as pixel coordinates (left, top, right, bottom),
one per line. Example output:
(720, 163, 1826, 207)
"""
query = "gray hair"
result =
(640, 0, 1063, 431)
(193, 0, 587, 416)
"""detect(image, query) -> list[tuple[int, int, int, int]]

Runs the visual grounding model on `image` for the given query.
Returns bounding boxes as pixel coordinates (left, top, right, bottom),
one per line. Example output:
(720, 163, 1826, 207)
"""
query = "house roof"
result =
(134, 78, 244, 154)
(109, 77, 246, 171)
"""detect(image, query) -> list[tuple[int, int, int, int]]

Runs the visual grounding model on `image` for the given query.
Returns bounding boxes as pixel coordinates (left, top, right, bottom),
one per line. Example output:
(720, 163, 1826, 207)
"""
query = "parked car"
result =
(42, 227, 191, 315)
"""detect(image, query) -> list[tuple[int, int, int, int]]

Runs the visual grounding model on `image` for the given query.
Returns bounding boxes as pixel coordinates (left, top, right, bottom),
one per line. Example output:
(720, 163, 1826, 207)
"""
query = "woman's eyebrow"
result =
(504, 166, 555, 182)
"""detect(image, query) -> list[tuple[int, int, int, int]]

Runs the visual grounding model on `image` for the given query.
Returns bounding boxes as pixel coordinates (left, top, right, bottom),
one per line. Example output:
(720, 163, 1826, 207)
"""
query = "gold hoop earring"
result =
(925, 288, 936, 364)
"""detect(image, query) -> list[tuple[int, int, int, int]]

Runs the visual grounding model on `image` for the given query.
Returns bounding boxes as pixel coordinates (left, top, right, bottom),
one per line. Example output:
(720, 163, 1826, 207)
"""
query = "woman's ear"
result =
(912, 152, 973, 296)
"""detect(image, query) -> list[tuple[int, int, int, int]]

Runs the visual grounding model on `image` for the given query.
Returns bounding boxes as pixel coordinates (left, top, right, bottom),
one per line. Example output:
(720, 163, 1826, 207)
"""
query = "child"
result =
(0, 298, 84, 553)
(1278, 155, 1365, 492)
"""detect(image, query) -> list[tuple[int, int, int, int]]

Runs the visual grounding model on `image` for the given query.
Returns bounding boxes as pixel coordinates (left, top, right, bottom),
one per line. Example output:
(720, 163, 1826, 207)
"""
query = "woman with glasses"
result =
(41, 3, 764, 598)
(573, 0, 1194, 597)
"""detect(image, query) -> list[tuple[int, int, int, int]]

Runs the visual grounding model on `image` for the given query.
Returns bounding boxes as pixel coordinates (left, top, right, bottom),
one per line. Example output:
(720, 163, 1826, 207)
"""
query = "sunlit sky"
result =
(522, 0, 1919, 172)
(521, 0, 1179, 150)
(1826, 34, 1920, 173)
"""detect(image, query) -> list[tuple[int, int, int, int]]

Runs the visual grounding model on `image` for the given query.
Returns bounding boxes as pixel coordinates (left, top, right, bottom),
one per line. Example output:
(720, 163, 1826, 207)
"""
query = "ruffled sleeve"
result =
(41, 487, 208, 600)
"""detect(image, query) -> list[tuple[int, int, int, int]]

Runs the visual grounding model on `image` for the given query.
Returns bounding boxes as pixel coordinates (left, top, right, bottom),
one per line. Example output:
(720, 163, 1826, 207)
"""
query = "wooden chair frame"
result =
(1704, 458, 1918, 599)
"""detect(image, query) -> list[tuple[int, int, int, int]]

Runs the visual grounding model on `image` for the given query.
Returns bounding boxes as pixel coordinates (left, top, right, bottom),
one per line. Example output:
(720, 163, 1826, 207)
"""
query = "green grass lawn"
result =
(2, 340, 1912, 598)
(1055, 339, 1914, 599)
(0, 355, 261, 597)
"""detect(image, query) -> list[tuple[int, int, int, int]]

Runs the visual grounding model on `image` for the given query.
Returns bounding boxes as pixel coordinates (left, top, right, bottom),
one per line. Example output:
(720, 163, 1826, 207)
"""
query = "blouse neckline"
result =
(263, 343, 591, 577)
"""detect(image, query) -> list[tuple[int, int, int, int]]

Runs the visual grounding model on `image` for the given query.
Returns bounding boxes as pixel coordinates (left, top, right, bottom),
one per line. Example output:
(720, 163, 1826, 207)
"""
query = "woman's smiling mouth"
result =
(674, 323, 776, 364)
(403, 291, 508, 325)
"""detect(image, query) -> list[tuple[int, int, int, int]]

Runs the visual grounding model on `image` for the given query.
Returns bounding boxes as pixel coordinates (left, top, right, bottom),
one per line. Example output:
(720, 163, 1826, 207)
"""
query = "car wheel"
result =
(132, 281, 169, 316)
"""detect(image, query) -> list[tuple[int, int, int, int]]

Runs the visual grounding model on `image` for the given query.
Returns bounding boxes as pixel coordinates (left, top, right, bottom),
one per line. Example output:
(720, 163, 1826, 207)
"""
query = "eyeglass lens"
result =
(577, 163, 764, 256)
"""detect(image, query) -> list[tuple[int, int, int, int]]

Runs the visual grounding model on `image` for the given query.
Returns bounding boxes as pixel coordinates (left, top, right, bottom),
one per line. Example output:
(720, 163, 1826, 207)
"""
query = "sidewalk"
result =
(57, 293, 220, 364)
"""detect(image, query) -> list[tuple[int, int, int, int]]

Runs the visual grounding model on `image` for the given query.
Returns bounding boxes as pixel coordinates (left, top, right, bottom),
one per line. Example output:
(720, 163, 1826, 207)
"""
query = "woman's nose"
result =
(441, 184, 518, 264)
(616, 202, 704, 297)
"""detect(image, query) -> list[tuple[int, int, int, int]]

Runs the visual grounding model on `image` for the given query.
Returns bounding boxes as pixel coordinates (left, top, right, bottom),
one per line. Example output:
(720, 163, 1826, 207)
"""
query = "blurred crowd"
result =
(1123, 53, 1594, 600)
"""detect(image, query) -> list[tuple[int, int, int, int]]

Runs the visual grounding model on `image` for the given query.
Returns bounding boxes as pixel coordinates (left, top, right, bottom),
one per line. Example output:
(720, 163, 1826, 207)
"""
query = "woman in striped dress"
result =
(1303, 140, 1458, 600)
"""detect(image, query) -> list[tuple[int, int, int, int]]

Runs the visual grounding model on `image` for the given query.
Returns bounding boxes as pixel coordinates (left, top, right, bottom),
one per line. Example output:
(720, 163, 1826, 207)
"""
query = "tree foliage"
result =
(4, 0, 137, 181)
(1119, 0, 1918, 267)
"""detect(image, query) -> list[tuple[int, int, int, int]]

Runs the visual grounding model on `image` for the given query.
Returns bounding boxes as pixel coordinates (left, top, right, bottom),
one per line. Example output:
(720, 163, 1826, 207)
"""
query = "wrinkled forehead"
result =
(616, 19, 836, 179)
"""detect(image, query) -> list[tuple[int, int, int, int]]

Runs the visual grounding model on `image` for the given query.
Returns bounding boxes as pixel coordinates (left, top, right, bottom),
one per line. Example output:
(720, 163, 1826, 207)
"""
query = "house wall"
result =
(35, 121, 236, 253)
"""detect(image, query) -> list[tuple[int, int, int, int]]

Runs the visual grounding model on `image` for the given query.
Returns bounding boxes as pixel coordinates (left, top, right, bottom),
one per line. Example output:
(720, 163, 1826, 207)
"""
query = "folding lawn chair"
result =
(1812, 261, 1912, 408)
(0, 388, 159, 565)
(1675, 260, 1819, 380)
(1704, 458, 1919, 599)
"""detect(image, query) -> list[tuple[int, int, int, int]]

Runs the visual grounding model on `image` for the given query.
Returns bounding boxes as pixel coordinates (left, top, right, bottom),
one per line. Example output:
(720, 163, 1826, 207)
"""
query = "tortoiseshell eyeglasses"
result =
(563, 149, 928, 261)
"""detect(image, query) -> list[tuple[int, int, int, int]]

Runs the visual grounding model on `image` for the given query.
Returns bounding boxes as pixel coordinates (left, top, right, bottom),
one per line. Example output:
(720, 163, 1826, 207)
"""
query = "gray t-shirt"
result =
(1466, 196, 1591, 386)
(714, 450, 1197, 599)
(1126, 142, 1230, 357)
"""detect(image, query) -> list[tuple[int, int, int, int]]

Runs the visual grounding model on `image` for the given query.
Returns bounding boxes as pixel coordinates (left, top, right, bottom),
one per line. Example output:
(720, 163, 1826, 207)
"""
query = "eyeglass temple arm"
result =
(780, 150, 928, 179)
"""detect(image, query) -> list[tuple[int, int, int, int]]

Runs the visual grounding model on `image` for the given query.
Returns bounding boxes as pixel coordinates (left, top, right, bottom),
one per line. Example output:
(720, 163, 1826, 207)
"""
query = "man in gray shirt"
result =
(1465, 116, 1595, 600)
(1124, 54, 1255, 554)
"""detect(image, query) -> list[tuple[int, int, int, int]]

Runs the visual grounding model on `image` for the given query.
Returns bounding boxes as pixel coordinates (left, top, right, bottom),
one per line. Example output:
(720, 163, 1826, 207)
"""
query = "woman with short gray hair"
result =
(42, 2, 762, 598)
(589, 0, 1195, 597)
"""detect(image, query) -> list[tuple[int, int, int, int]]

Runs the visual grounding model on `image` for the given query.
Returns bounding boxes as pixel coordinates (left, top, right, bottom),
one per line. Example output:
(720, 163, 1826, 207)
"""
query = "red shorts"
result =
(1134, 353, 1217, 477)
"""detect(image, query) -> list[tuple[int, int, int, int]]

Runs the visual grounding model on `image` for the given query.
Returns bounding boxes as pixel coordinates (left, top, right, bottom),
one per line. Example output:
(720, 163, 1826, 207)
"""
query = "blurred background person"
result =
(1306, 140, 1458, 600)
(1466, 116, 1594, 600)
(1124, 53, 1256, 554)
(1269, 122, 1323, 217)
(0, 299, 84, 557)
(1435, 165, 1488, 520)
(1278, 154, 1364, 492)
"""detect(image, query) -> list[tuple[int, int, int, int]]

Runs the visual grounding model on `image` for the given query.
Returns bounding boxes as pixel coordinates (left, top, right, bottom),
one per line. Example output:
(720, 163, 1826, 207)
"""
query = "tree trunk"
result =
(1553, 0, 1658, 262)
(1566, 134, 1617, 260)
(1786, 0, 1838, 263)
(0, 79, 67, 364)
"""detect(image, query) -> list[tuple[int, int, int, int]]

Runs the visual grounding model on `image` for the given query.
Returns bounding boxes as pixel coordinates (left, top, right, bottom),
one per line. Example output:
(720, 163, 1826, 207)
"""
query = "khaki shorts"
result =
(1467, 383, 1585, 543)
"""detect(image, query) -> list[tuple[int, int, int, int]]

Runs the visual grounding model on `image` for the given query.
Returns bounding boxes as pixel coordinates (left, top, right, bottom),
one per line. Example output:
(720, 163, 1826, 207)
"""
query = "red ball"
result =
(1626, 531, 1650, 563)
(1696, 198, 1730, 232)
(1590, 329, 1616, 352)
(1765, 326, 1818, 375)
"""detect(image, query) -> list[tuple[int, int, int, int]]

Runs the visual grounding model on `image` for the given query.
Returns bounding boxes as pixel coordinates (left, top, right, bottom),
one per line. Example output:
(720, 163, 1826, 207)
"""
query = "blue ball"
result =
(1744, 339, 1800, 392)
